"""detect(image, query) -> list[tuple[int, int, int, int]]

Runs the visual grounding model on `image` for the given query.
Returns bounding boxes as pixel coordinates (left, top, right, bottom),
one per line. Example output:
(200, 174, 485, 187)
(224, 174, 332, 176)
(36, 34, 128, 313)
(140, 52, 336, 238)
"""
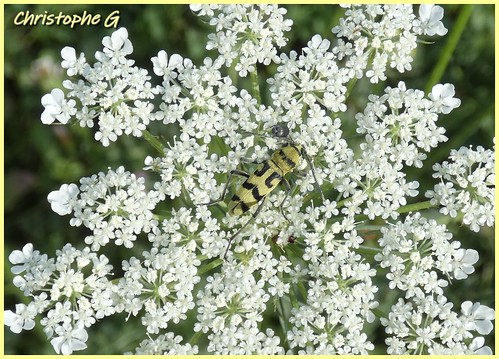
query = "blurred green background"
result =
(4, 4, 494, 354)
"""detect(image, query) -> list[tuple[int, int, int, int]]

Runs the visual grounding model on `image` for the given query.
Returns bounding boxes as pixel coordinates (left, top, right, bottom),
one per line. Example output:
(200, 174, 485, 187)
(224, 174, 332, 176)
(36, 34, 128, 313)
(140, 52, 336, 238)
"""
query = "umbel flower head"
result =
(42, 28, 159, 146)
(7, 4, 495, 355)
(426, 144, 495, 232)
(190, 4, 293, 76)
(47, 166, 160, 250)
(4, 244, 114, 354)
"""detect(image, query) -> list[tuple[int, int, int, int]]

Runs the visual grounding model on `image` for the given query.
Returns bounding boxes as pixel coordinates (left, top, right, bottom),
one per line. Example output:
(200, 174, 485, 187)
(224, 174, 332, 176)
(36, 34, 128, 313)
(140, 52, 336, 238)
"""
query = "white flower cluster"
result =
(47, 166, 160, 250)
(344, 81, 460, 221)
(383, 296, 494, 354)
(376, 213, 478, 292)
(148, 37, 352, 242)
(8, 4, 494, 355)
(357, 82, 457, 167)
(195, 257, 287, 354)
(4, 244, 114, 354)
(190, 4, 293, 76)
(288, 240, 378, 354)
(377, 213, 494, 353)
(426, 145, 495, 232)
(114, 245, 200, 334)
(332, 5, 447, 83)
(151, 53, 239, 146)
(128, 332, 198, 354)
(269, 34, 351, 113)
(41, 28, 159, 146)
(144, 137, 220, 206)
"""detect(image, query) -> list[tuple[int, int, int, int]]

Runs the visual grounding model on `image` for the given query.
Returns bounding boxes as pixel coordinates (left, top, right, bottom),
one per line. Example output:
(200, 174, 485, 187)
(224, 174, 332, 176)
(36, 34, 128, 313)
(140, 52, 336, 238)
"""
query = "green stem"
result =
(250, 68, 261, 104)
(198, 258, 224, 275)
(397, 200, 434, 214)
(301, 103, 309, 121)
(356, 244, 382, 256)
(277, 297, 290, 342)
(372, 307, 386, 319)
(142, 129, 165, 156)
(297, 281, 308, 301)
(189, 330, 203, 345)
(355, 224, 384, 231)
(344, 76, 358, 101)
(425, 5, 473, 93)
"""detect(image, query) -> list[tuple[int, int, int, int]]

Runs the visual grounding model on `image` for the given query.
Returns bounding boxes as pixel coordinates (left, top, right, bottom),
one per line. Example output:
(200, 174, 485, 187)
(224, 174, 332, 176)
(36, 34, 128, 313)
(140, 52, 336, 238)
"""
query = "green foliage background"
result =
(4, 4, 494, 354)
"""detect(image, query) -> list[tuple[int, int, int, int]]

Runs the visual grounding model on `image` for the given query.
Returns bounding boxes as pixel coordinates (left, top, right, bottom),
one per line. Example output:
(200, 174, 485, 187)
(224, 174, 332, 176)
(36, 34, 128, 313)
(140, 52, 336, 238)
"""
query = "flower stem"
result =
(356, 244, 382, 256)
(425, 4, 473, 93)
(396, 200, 434, 214)
(142, 129, 165, 156)
(344, 75, 358, 101)
(198, 258, 224, 275)
(250, 68, 261, 104)
(276, 297, 290, 343)
(371, 307, 386, 319)
(189, 330, 203, 345)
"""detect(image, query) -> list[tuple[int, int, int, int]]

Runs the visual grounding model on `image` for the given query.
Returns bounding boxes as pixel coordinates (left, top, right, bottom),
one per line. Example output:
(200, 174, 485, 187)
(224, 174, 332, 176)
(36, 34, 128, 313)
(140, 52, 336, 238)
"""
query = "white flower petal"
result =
(4, 310, 22, 333)
(169, 53, 183, 68)
(12, 275, 26, 288)
(475, 305, 495, 320)
(60, 46, 76, 62)
(47, 183, 79, 216)
(8, 243, 33, 265)
(50, 336, 65, 354)
(461, 300, 473, 314)
(476, 319, 494, 335)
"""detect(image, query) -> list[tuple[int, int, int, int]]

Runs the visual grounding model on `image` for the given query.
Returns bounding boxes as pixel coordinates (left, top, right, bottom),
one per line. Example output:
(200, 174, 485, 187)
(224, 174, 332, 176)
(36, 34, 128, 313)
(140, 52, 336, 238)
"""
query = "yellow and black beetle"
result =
(205, 124, 323, 257)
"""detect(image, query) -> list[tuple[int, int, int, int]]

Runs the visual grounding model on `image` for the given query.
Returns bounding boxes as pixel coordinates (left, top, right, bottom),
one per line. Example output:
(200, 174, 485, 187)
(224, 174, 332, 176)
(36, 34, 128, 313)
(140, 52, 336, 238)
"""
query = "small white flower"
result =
(429, 83, 461, 114)
(151, 50, 183, 77)
(468, 336, 493, 355)
(308, 34, 330, 52)
(461, 301, 495, 335)
(453, 248, 479, 280)
(41, 88, 76, 124)
(47, 183, 79, 216)
(60, 46, 86, 76)
(102, 27, 133, 57)
(189, 4, 203, 13)
(50, 322, 88, 355)
(8, 243, 35, 274)
(130, 332, 199, 354)
(4, 304, 36, 334)
(418, 5, 448, 36)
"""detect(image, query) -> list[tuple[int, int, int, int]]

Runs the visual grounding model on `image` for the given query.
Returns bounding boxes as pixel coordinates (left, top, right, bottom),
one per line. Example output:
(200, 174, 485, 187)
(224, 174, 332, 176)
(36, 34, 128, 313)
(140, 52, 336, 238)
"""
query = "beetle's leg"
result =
(278, 177, 291, 222)
(301, 148, 325, 201)
(203, 169, 250, 206)
(223, 196, 267, 259)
